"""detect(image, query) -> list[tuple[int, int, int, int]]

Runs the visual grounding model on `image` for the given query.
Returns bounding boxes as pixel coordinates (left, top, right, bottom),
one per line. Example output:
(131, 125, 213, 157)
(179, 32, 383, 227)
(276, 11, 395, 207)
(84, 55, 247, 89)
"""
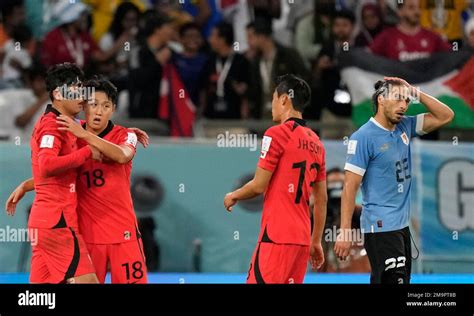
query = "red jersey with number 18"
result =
(257, 118, 326, 246)
(76, 121, 140, 244)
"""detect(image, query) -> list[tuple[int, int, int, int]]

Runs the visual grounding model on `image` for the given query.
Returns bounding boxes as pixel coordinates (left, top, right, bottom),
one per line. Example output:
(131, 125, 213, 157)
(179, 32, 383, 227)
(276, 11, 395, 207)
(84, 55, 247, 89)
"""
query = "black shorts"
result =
(364, 226, 412, 284)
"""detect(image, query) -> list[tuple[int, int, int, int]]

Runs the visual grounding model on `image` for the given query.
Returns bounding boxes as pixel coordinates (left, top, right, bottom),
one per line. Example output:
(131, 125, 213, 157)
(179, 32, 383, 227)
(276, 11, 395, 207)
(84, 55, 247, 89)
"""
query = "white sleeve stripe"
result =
(344, 163, 366, 176)
(416, 114, 427, 135)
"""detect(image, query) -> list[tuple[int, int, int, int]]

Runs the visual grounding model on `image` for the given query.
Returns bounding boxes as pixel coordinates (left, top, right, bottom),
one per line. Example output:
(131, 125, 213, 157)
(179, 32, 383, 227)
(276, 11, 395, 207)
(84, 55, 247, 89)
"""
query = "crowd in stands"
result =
(0, 0, 473, 139)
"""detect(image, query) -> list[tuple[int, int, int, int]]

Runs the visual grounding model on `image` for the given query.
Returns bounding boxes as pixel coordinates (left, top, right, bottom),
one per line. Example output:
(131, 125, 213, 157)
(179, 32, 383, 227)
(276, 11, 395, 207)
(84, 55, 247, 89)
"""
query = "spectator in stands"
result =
(420, 0, 469, 46)
(173, 23, 208, 109)
(369, 0, 451, 61)
(203, 21, 250, 119)
(0, 0, 26, 49)
(354, 3, 385, 48)
(128, 16, 173, 118)
(181, 0, 217, 39)
(0, 64, 46, 141)
(295, 0, 335, 67)
(14, 64, 48, 140)
(464, 18, 474, 53)
(83, 0, 146, 42)
(248, 0, 281, 24)
(98, 2, 141, 91)
(312, 10, 355, 138)
(41, 2, 101, 69)
(0, 24, 34, 89)
(247, 18, 310, 119)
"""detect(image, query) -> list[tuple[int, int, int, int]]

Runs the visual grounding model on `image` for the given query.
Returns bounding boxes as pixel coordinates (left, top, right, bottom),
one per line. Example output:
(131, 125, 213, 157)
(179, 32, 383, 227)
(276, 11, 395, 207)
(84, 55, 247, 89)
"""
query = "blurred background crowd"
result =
(0, 0, 473, 141)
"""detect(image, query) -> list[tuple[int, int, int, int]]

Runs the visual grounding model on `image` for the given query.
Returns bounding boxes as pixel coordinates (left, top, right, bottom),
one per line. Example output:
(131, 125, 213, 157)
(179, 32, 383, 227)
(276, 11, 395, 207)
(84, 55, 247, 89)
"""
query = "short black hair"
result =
(11, 24, 31, 44)
(45, 63, 85, 101)
(1, 0, 24, 21)
(246, 18, 272, 37)
(109, 2, 140, 40)
(372, 79, 406, 114)
(84, 75, 118, 104)
(179, 22, 201, 37)
(214, 21, 234, 46)
(275, 74, 311, 112)
(142, 15, 171, 38)
(333, 9, 356, 24)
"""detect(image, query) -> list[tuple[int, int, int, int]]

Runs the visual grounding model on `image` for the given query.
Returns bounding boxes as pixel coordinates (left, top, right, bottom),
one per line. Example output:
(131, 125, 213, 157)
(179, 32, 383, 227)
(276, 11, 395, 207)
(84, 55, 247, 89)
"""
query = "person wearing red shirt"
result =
(369, 0, 451, 62)
(6, 63, 100, 284)
(224, 74, 328, 284)
(40, 2, 115, 69)
(56, 77, 148, 284)
(7, 77, 149, 284)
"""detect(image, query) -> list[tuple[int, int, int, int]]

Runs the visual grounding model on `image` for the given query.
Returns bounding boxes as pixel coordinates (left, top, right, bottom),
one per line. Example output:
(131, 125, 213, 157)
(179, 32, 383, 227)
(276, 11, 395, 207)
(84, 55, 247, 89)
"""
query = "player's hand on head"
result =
(334, 231, 352, 261)
(224, 192, 237, 212)
(309, 242, 325, 271)
(383, 76, 410, 88)
(5, 184, 26, 216)
(129, 128, 149, 148)
(56, 115, 87, 138)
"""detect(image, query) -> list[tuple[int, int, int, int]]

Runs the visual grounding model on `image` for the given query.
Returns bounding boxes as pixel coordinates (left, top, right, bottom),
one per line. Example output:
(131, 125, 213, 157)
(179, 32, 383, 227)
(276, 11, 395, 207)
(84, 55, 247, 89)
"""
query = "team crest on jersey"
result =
(124, 231, 131, 240)
(400, 132, 409, 146)
(126, 132, 138, 148)
(40, 135, 55, 148)
(260, 136, 272, 159)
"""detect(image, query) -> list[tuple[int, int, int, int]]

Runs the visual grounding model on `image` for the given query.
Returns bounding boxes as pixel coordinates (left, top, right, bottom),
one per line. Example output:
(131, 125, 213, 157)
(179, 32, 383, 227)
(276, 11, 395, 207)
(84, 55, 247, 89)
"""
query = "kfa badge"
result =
(400, 132, 409, 146)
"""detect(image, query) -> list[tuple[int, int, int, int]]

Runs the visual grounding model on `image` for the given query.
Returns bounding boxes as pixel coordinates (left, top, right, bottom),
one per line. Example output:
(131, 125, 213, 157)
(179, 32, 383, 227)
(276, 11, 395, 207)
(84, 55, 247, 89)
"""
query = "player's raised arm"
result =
(57, 115, 137, 164)
(5, 178, 34, 216)
(384, 77, 455, 133)
(224, 167, 273, 212)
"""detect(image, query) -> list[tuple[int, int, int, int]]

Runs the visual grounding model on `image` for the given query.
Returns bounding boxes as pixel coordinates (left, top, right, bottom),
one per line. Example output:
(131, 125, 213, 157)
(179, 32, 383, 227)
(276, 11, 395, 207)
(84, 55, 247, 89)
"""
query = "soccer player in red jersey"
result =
(7, 63, 100, 283)
(7, 77, 149, 284)
(56, 76, 148, 283)
(224, 74, 328, 284)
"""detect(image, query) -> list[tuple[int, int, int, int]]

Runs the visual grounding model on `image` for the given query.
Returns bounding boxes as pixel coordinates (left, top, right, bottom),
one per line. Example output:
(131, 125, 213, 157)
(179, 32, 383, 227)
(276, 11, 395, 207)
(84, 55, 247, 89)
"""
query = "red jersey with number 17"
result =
(257, 118, 326, 246)
(76, 121, 140, 244)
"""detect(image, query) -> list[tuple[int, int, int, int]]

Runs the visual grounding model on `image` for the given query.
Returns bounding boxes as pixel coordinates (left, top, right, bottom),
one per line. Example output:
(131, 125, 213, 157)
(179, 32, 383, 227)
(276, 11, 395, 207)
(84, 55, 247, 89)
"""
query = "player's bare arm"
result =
(224, 167, 273, 212)
(384, 76, 455, 132)
(310, 180, 328, 271)
(334, 170, 363, 260)
(5, 178, 34, 216)
(57, 115, 136, 164)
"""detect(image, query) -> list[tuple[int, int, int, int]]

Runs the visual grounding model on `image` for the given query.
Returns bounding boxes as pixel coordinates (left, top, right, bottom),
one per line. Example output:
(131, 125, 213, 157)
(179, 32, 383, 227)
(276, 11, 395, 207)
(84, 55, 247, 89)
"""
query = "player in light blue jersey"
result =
(334, 77, 454, 284)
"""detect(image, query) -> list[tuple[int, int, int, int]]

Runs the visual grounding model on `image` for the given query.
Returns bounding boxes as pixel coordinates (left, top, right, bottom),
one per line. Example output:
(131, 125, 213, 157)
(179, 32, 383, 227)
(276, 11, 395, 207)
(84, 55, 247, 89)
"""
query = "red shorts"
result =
(246, 242, 310, 284)
(30, 227, 96, 283)
(86, 239, 147, 284)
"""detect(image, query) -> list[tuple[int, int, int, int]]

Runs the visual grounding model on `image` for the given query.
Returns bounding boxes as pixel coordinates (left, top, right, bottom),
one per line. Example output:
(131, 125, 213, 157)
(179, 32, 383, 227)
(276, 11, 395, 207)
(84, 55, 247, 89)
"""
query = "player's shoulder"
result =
(264, 124, 285, 137)
(350, 120, 374, 140)
(111, 124, 138, 147)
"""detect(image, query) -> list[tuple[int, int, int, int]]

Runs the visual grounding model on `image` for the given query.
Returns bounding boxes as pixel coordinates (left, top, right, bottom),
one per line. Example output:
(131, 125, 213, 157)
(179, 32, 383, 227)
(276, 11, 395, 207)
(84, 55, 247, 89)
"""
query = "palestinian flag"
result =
(340, 49, 474, 129)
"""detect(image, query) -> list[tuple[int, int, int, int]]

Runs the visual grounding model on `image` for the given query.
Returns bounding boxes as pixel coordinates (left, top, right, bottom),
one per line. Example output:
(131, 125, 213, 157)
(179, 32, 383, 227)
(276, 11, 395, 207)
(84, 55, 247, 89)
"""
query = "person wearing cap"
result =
(40, 1, 116, 69)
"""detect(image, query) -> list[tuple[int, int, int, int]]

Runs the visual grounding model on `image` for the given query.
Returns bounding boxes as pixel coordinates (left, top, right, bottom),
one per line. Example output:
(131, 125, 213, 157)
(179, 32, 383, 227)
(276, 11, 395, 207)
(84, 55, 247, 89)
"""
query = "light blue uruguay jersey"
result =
(344, 115, 426, 233)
